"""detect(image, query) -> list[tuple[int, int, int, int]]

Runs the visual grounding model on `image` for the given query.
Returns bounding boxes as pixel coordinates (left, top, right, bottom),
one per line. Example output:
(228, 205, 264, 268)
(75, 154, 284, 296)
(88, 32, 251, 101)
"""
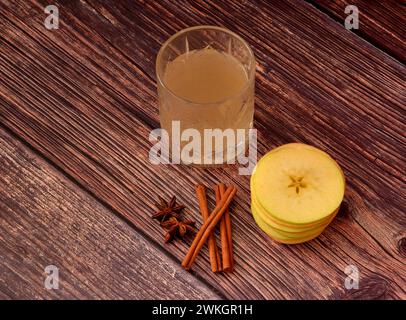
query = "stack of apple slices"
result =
(250, 143, 345, 244)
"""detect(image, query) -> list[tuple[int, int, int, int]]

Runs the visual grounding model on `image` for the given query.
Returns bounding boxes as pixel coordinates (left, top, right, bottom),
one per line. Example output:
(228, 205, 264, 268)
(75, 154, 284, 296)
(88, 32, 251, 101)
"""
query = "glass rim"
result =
(156, 25, 255, 105)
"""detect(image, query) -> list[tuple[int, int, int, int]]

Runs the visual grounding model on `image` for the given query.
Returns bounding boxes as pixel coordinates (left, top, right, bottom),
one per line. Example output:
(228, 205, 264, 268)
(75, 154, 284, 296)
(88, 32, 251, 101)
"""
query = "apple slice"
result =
(252, 192, 338, 236)
(262, 143, 346, 183)
(251, 178, 338, 231)
(252, 144, 345, 225)
(252, 204, 327, 244)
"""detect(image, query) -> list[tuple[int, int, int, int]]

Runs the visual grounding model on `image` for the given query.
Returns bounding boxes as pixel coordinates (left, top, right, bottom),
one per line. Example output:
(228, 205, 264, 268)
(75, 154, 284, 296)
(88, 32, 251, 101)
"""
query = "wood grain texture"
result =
(0, 128, 220, 299)
(310, 0, 406, 63)
(0, 0, 405, 299)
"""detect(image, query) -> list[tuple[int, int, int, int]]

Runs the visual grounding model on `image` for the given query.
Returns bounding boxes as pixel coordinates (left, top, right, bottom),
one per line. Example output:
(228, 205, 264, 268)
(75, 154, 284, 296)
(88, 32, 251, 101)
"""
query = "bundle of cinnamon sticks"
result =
(182, 184, 236, 272)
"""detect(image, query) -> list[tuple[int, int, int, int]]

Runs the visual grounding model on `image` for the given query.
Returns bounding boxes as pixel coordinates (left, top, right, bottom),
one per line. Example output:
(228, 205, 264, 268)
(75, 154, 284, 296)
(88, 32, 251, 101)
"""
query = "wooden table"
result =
(0, 0, 405, 300)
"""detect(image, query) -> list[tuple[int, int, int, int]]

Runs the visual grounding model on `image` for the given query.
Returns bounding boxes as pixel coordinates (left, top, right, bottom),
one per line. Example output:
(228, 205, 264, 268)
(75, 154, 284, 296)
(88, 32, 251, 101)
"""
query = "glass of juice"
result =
(156, 26, 255, 165)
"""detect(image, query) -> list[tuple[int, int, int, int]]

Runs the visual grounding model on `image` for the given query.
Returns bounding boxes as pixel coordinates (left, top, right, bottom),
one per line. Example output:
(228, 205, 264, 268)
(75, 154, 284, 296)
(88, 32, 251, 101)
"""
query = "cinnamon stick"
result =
(219, 183, 234, 271)
(182, 186, 237, 270)
(215, 185, 231, 271)
(195, 185, 221, 272)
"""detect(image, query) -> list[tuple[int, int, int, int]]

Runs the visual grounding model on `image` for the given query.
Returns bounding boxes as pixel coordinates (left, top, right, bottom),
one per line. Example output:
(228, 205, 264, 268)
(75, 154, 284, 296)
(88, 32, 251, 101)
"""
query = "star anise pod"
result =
(161, 217, 196, 243)
(152, 195, 185, 222)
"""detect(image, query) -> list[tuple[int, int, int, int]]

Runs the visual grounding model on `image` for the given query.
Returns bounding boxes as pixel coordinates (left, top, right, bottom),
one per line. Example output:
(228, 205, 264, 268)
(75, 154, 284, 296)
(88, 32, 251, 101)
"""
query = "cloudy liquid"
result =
(159, 47, 254, 164)
(163, 47, 247, 103)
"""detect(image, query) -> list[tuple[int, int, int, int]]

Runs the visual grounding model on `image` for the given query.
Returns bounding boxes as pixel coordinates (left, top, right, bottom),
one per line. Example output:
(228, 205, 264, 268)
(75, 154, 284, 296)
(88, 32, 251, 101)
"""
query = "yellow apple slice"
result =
(251, 178, 338, 231)
(252, 204, 326, 244)
(253, 143, 346, 187)
(251, 200, 333, 240)
(251, 190, 337, 231)
(252, 144, 345, 225)
(263, 143, 346, 183)
(252, 192, 338, 236)
(252, 203, 327, 241)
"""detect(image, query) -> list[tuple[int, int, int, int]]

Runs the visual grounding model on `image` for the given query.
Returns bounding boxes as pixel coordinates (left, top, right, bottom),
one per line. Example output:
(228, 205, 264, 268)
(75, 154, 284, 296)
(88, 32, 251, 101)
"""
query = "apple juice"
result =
(158, 46, 254, 165)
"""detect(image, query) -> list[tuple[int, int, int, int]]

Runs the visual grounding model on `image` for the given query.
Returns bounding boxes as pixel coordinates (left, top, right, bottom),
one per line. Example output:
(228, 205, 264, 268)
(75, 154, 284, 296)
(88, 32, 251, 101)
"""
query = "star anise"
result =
(161, 217, 196, 243)
(152, 195, 185, 222)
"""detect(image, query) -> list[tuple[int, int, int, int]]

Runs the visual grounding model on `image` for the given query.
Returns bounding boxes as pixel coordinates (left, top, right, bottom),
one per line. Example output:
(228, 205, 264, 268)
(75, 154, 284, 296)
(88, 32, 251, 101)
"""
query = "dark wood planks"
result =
(0, 128, 219, 299)
(0, 0, 405, 299)
(310, 0, 406, 62)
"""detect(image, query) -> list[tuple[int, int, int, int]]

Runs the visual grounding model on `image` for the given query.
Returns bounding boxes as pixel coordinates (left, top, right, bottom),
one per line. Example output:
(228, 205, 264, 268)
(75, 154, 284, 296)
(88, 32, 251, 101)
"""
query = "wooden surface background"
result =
(0, 0, 405, 299)
(311, 0, 406, 63)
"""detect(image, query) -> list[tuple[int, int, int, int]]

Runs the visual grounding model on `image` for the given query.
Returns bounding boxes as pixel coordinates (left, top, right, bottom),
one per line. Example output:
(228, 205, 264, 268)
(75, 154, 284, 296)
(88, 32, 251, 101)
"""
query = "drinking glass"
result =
(156, 26, 255, 165)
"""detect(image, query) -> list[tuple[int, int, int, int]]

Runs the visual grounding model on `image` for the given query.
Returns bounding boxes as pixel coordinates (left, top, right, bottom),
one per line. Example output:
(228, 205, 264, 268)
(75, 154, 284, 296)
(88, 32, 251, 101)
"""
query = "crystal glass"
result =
(156, 26, 255, 165)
